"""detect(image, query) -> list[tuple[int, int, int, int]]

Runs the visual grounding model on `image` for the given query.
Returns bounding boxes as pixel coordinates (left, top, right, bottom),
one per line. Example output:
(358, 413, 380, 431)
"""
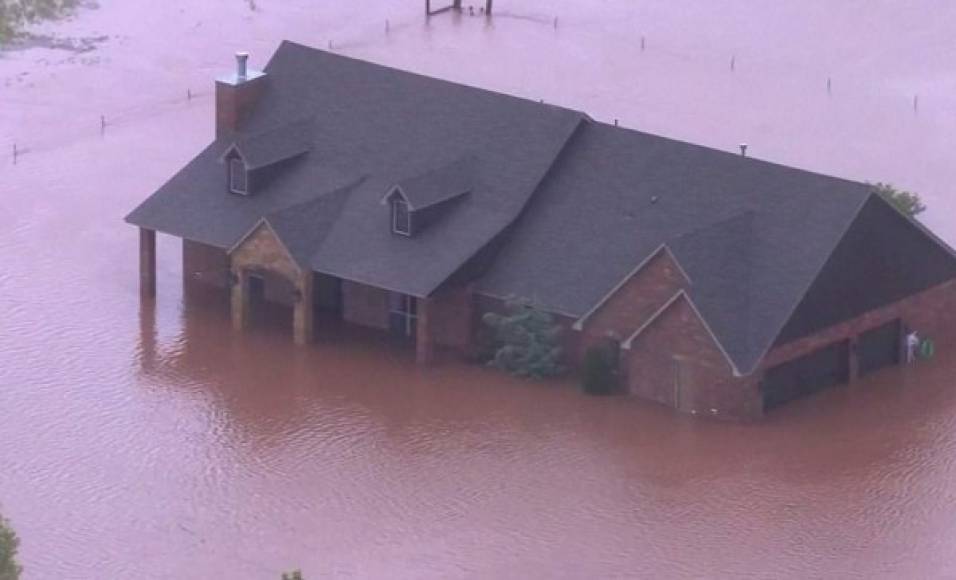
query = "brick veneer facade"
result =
(182, 228, 956, 421)
(183, 239, 231, 291)
(620, 279, 956, 420)
(342, 280, 391, 330)
(575, 248, 688, 362)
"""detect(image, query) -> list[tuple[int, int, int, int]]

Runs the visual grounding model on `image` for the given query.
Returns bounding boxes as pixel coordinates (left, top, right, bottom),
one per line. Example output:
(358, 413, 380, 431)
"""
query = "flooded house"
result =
(126, 41, 956, 419)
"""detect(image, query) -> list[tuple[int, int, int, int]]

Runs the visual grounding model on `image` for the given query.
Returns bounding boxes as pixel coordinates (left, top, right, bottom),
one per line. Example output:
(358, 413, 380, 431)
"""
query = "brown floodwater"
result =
(2, 1, 956, 578)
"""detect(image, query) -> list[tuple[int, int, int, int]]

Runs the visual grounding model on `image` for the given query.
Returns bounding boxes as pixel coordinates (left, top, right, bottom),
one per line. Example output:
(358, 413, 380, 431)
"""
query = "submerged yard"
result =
(2, 1, 956, 578)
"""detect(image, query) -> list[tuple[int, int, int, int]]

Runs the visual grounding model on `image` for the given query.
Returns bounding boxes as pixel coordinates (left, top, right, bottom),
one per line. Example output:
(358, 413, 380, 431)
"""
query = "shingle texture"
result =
(229, 117, 315, 170)
(126, 41, 956, 375)
(394, 156, 476, 210)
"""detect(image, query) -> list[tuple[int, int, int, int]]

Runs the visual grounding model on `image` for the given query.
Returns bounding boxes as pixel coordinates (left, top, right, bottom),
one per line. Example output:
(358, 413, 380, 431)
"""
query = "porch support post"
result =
(416, 296, 436, 365)
(293, 271, 314, 346)
(231, 268, 249, 331)
(139, 227, 157, 299)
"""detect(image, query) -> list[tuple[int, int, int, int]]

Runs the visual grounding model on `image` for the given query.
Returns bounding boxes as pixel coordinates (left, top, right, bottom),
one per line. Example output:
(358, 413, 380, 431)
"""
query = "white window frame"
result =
(392, 197, 411, 236)
(229, 157, 249, 195)
(389, 293, 418, 337)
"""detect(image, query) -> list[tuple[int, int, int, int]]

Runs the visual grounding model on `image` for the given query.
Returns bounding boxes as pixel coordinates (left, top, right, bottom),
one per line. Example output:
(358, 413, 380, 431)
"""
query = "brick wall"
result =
(182, 239, 230, 290)
(429, 284, 475, 351)
(216, 75, 267, 139)
(763, 278, 956, 370)
(623, 295, 760, 419)
(342, 280, 390, 330)
(577, 249, 687, 362)
(621, 279, 956, 420)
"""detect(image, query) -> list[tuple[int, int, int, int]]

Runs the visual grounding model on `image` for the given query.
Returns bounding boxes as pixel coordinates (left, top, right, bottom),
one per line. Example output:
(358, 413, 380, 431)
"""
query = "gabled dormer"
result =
(388, 188, 413, 236)
(219, 117, 315, 196)
(227, 150, 250, 195)
(382, 156, 476, 237)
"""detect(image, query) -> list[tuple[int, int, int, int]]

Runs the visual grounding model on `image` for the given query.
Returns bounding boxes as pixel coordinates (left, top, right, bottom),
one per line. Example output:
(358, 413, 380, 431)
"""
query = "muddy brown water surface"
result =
(2, 1, 956, 578)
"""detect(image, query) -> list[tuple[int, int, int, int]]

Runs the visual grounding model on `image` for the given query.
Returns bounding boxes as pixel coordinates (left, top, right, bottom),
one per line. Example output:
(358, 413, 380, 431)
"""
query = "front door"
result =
(248, 274, 266, 305)
(389, 293, 418, 339)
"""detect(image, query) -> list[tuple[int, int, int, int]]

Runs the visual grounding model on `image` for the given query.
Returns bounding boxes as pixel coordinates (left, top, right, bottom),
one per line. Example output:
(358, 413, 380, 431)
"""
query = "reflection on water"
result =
(3, 0, 956, 578)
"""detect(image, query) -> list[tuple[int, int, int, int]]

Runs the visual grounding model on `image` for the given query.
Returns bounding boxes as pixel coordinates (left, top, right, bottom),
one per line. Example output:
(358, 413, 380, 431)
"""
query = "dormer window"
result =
(229, 158, 248, 195)
(392, 197, 411, 236)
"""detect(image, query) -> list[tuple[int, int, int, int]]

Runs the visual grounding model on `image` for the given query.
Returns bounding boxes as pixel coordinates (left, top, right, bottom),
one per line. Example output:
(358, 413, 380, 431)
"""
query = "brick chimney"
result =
(215, 52, 267, 139)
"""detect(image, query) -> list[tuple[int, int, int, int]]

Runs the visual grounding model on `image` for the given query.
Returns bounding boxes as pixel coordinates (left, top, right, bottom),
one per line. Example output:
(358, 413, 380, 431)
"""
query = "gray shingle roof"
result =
(263, 179, 360, 267)
(127, 40, 584, 298)
(126, 41, 954, 375)
(476, 122, 873, 373)
(227, 117, 315, 170)
(393, 155, 476, 210)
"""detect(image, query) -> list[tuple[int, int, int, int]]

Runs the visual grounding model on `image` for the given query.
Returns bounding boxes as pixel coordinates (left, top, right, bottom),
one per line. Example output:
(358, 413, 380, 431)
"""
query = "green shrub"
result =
(482, 298, 565, 379)
(0, 511, 21, 580)
(872, 182, 926, 218)
(580, 343, 619, 396)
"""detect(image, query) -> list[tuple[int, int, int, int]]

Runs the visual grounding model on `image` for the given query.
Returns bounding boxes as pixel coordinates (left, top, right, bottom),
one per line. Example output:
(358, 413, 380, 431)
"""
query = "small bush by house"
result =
(482, 298, 565, 379)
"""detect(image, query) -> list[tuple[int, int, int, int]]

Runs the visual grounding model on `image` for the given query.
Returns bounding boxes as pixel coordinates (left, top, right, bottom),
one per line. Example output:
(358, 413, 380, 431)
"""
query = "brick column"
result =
(139, 227, 157, 299)
(416, 296, 435, 365)
(231, 268, 249, 331)
(293, 271, 314, 346)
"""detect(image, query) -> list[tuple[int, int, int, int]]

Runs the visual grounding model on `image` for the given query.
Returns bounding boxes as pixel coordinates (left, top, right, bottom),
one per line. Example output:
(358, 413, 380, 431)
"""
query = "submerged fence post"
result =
(827, 77, 832, 95)
(731, 55, 736, 71)
(12, 143, 17, 164)
(641, 36, 646, 51)
(100, 115, 106, 135)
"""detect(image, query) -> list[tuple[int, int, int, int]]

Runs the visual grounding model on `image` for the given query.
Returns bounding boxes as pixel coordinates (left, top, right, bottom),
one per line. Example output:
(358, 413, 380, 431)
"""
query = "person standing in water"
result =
(906, 330, 921, 364)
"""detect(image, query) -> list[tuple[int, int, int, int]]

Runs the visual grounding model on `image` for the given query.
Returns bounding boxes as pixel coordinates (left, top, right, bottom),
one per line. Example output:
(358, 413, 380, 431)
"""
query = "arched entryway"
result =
(228, 222, 315, 345)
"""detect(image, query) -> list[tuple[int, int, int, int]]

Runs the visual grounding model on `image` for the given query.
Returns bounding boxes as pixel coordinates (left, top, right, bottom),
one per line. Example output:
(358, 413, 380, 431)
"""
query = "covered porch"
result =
(138, 227, 447, 365)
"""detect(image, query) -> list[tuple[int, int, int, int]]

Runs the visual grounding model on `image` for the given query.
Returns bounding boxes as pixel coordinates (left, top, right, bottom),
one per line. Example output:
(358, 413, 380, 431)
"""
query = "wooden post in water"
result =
(139, 228, 157, 300)
(486, 0, 493, 16)
(293, 271, 314, 346)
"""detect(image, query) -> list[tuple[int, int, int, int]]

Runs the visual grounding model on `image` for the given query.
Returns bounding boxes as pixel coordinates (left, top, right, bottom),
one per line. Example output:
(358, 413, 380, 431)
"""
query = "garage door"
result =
(858, 320, 901, 377)
(762, 341, 850, 412)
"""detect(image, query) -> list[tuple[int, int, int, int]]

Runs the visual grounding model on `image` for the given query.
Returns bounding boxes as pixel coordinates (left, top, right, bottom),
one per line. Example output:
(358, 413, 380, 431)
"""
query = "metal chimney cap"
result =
(235, 52, 250, 81)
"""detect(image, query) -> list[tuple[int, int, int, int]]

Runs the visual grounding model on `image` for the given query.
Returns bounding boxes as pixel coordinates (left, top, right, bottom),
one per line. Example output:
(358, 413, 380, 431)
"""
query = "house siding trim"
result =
(571, 244, 691, 331)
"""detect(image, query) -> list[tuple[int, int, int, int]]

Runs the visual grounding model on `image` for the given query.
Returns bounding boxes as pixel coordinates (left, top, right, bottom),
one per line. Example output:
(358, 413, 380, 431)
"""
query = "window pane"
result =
(392, 199, 410, 234)
(230, 159, 247, 193)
